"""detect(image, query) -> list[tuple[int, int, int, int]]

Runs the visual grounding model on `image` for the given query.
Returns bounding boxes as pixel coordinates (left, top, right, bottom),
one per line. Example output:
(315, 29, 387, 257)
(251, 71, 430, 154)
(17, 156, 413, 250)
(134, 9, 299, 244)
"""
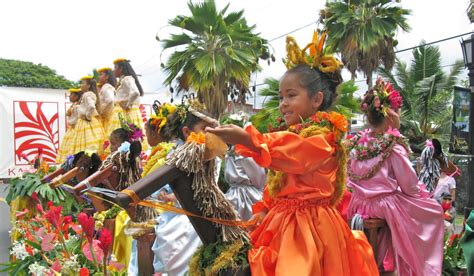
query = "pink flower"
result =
(388, 90, 403, 110)
(98, 228, 113, 257)
(386, 127, 400, 137)
(362, 150, 367, 156)
(77, 212, 95, 242)
(63, 216, 72, 224)
(358, 129, 374, 145)
(425, 139, 433, 148)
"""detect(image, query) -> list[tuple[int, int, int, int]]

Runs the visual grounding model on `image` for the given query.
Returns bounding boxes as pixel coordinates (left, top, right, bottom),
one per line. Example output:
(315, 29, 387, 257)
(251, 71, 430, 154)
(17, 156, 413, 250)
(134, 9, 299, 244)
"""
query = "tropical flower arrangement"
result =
(360, 78, 403, 117)
(1, 195, 126, 275)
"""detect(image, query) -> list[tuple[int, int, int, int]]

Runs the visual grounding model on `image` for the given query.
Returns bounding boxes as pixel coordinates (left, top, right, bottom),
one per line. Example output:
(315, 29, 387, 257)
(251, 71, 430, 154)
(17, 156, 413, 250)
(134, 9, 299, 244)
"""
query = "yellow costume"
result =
(68, 91, 106, 154)
(98, 82, 115, 132)
(56, 98, 79, 164)
(108, 75, 148, 150)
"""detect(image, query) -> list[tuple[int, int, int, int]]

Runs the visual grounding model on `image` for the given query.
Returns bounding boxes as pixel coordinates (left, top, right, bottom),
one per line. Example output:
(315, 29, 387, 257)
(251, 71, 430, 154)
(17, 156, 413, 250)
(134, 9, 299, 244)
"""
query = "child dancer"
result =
(68, 76, 106, 155)
(56, 88, 81, 164)
(108, 58, 148, 150)
(150, 102, 219, 275)
(97, 67, 116, 132)
(207, 32, 378, 275)
(346, 79, 443, 274)
(221, 112, 266, 221)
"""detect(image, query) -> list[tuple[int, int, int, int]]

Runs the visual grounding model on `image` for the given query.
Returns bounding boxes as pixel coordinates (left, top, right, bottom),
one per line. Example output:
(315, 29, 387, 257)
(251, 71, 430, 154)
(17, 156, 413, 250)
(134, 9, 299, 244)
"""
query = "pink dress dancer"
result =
(347, 128, 444, 275)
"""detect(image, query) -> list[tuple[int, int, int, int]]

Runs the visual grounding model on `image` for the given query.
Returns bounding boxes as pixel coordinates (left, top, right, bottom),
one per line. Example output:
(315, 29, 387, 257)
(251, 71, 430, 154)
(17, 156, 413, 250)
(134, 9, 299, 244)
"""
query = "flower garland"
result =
(346, 127, 410, 181)
(118, 113, 144, 141)
(267, 111, 348, 205)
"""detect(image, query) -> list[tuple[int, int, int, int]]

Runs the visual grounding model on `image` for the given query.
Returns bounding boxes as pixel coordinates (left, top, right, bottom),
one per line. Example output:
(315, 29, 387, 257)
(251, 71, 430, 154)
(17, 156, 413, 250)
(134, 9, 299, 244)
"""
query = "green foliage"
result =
(6, 173, 80, 214)
(443, 233, 467, 275)
(321, 0, 410, 85)
(378, 42, 463, 150)
(0, 58, 75, 89)
(250, 78, 359, 133)
(161, 0, 271, 117)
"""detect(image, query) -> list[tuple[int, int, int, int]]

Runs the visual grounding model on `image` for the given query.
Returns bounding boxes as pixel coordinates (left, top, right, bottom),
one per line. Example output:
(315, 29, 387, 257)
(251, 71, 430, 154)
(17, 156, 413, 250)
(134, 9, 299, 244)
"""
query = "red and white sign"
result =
(0, 87, 168, 178)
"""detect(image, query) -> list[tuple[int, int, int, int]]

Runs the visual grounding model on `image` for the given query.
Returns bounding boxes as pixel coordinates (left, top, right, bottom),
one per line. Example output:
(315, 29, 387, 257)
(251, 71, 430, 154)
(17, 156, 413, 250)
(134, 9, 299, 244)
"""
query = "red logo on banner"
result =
(13, 101, 59, 164)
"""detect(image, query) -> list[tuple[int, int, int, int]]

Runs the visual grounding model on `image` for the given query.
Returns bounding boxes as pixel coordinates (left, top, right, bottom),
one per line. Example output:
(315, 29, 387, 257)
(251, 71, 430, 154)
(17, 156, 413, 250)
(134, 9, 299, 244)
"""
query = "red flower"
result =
(63, 216, 72, 224)
(47, 201, 54, 209)
(44, 205, 62, 228)
(36, 203, 44, 214)
(388, 90, 403, 110)
(98, 228, 113, 257)
(102, 140, 110, 150)
(31, 192, 39, 203)
(79, 267, 90, 276)
(77, 212, 95, 242)
(25, 245, 34, 256)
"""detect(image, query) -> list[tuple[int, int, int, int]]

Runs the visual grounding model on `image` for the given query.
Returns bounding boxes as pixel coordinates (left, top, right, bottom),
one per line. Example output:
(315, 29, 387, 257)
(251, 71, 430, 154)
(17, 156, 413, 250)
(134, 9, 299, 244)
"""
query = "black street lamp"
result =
(460, 34, 474, 217)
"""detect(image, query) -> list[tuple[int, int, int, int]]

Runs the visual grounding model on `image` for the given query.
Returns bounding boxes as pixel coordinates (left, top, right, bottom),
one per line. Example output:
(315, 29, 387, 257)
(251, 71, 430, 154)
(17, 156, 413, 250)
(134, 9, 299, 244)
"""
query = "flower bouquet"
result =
(1, 196, 126, 275)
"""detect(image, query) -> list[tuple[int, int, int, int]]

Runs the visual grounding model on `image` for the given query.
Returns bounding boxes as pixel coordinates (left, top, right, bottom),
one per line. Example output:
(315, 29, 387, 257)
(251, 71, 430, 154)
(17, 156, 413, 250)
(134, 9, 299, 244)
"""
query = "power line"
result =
(395, 32, 474, 54)
(268, 20, 319, 42)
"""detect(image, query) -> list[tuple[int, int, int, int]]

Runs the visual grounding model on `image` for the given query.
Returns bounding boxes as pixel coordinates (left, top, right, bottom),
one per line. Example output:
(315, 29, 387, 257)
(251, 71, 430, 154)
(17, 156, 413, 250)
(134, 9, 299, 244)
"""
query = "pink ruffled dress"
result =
(347, 137, 443, 275)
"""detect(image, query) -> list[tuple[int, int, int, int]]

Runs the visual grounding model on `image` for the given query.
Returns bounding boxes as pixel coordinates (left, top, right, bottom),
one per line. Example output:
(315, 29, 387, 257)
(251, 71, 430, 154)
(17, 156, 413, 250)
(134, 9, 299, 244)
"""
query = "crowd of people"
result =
(50, 32, 465, 275)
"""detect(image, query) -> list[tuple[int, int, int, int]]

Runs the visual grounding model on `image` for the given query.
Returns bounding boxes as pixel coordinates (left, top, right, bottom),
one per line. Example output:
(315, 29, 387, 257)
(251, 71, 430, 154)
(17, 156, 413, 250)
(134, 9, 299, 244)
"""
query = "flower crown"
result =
(80, 76, 93, 81)
(113, 58, 128, 64)
(284, 31, 343, 73)
(97, 67, 112, 73)
(68, 88, 81, 93)
(118, 113, 144, 141)
(361, 78, 403, 117)
(149, 101, 177, 131)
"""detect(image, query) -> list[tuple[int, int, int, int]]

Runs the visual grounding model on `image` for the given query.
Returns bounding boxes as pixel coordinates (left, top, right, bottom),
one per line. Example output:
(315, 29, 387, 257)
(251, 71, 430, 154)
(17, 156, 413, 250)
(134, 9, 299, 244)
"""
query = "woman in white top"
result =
(434, 172, 456, 202)
(97, 67, 116, 133)
(108, 58, 147, 150)
(56, 88, 81, 164)
(67, 76, 106, 155)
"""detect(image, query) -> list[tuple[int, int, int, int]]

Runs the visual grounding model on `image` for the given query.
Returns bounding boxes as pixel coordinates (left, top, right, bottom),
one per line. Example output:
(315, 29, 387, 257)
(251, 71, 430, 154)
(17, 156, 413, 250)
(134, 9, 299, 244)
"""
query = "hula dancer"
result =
(97, 67, 116, 132)
(56, 88, 82, 164)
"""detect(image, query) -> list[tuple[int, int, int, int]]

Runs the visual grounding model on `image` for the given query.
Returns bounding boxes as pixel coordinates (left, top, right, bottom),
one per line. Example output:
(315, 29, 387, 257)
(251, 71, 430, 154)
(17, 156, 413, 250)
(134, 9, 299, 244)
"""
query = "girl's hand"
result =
(206, 125, 258, 151)
(247, 210, 267, 231)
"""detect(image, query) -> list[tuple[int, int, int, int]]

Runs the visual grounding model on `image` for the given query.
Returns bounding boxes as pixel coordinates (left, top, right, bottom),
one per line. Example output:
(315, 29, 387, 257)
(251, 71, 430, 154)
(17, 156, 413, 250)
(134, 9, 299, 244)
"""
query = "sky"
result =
(0, 0, 472, 107)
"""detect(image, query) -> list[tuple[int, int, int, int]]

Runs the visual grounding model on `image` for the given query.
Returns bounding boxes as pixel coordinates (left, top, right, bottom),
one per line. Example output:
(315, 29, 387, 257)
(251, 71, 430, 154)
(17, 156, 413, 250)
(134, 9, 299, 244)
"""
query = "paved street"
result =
(0, 184, 11, 276)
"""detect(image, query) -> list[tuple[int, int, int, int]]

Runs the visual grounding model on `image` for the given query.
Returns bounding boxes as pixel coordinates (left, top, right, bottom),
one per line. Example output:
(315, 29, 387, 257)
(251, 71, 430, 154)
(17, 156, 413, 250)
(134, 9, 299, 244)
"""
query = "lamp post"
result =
(460, 34, 474, 217)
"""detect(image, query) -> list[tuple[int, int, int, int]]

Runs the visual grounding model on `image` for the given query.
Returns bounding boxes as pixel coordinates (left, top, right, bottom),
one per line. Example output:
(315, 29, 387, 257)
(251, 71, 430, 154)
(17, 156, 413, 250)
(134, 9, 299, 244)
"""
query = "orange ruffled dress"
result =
(236, 125, 378, 276)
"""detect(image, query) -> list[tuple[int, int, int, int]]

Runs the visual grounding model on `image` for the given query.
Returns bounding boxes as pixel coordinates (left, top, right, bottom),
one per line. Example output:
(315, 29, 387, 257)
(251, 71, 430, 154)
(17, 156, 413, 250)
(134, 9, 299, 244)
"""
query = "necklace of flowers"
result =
(266, 111, 348, 202)
(142, 142, 175, 177)
(347, 127, 410, 181)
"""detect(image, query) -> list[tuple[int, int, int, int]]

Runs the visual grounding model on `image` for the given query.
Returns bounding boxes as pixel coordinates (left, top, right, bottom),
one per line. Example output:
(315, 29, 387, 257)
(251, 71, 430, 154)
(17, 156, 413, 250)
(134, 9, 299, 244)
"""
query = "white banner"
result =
(0, 87, 168, 178)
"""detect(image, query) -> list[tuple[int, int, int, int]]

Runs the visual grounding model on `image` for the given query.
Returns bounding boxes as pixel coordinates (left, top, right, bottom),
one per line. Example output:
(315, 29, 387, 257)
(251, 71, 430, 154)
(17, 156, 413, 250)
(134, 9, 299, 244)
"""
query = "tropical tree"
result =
(0, 58, 74, 89)
(250, 78, 360, 133)
(378, 42, 464, 151)
(160, 0, 271, 118)
(321, 0, 411, 86)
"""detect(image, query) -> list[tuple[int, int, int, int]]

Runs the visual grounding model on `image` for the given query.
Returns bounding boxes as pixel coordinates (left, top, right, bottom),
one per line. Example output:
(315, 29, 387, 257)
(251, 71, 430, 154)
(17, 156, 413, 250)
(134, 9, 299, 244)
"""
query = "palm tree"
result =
(160, 0, 271, 118)
(321, 0, 411, 86)
(378, 42, 464, 151)
(250, 78, 360, 133)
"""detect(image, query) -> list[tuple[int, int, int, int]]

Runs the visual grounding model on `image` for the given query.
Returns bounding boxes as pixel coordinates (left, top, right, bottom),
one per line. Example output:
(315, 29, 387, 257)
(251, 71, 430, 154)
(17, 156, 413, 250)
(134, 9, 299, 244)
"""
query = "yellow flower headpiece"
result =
(150, 102, 177, 131)
(68, 88, 81, 93)
(113, 58, 128, 64)
(80, 75, 93, 81)
(284, 31, 343, 73)
(97, 67, 112, 73)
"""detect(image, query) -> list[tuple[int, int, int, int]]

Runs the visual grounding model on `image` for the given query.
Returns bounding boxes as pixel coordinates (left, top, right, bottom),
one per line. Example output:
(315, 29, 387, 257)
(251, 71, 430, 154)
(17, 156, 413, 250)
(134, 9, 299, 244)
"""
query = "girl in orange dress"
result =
(207, 32, 378, 276)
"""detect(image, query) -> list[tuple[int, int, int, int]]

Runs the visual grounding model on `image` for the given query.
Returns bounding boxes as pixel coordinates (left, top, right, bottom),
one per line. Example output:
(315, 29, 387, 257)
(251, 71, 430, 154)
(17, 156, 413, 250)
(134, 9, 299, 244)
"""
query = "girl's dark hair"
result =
(83, 78, 97, 93)
(102, 70, 117, 87)
(116, 61, 144, 96)
(111, 128, 131, 143)
(72, 151, 102, 176)
(361, 91, 385, 127)
(161, 110, 209, 141)
(285, 64, 342, 111)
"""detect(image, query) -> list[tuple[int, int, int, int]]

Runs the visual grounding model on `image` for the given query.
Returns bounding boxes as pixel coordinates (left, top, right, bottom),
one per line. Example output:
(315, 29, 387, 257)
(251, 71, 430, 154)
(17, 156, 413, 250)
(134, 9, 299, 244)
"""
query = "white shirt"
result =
(98, 83, 115, 117)
(433, 175, 456, 201)
(115, 75, 140, 109)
